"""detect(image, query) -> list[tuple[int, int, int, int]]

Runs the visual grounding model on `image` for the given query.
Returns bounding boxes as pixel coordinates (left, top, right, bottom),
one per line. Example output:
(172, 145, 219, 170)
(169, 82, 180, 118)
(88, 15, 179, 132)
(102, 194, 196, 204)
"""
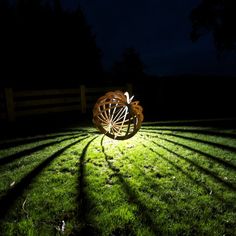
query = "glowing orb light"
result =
(93, 90, 143, 140)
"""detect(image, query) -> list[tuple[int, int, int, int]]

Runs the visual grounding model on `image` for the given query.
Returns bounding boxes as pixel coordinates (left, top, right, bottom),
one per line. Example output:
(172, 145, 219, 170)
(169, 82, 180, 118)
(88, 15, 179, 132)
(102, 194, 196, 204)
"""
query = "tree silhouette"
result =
(112, 47, 145, 83)
(190, 0, 236, 52)
(0, 0, 103, 87)
(0, 0, 16, 86)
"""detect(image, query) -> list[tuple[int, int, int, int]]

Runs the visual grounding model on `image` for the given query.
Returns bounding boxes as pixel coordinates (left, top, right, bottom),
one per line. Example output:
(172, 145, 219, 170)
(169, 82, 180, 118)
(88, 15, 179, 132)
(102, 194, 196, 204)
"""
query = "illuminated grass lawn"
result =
(0, 122, 236, 235)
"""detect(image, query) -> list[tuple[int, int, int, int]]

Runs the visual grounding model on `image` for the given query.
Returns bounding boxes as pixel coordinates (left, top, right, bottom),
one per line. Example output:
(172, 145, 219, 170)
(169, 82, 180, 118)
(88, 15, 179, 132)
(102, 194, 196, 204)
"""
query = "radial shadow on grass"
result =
(142, 132, 236, 171)
(141, 143, 236, 209)
(0, 131, 82, 150)
(0, 136, 87, 221)
(75, 136, 100, 236)
(148, 138, 236, 191)
(159, 135, 236, 171)
(100, 135, 163, 236)
(62, 128, 101, 135)
(141, 128, 236, 139)
(147, 131, 236, 154)
(0, 134, 87, 166)
(116, 146, 161, 191)
(142, 119, 236, 128)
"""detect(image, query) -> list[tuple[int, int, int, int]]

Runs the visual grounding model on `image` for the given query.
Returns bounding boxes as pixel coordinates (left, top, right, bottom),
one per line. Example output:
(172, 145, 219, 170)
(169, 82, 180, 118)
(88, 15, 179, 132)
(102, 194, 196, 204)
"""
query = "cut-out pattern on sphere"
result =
(93, 90, 144, 140)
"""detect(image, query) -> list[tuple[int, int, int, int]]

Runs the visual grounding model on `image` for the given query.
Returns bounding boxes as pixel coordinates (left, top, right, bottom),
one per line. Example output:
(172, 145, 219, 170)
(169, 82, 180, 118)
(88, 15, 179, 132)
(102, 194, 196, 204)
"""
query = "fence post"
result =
(4, 88, 15, 122)
(80, 85, 86, 113)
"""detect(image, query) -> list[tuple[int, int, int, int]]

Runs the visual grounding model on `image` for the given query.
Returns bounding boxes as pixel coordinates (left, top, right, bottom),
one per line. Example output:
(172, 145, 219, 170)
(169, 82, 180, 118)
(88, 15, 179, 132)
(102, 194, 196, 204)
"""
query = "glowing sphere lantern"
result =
(93, 90, 143, 140)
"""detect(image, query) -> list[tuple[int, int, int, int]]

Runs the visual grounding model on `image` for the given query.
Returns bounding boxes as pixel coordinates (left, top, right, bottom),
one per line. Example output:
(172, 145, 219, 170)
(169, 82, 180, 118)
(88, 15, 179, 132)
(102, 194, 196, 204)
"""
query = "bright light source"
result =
(93, 91, 143, 140)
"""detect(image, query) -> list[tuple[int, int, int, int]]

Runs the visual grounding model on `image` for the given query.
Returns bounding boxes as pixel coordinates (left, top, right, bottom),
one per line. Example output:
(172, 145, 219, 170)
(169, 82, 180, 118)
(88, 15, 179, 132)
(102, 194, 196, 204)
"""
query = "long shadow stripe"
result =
(0, 136, 89, 220)
(101, 136, 164, 236)
(141, 132, 236, 171)
(141, 143, 212, 192)
(0, 131, 82, 150)
(162, 133, 236, 153)
(158, 135, 236, 172)
(141, 142, 236, 210)
(116, 146, 162, 193)
(141, 128, 236, 139)
(143, 136, 236, 191)
(62, 128, 101, 135)
(141, 118, 236, 128)
(142, 128, 236, 152)
(77, 135, 99, 234)
(0, 134, 88, 166)
(141, 127, 213, 131)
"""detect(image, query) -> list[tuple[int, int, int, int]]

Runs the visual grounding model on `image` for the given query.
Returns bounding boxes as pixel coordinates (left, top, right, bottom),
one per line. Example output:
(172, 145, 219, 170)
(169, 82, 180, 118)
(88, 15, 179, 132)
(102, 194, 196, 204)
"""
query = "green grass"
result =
(0, 122, 236, 235)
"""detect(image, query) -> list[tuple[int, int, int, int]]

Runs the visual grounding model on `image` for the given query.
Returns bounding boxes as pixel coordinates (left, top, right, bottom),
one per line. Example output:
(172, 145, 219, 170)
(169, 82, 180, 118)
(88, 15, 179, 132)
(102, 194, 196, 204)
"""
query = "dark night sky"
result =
(47, 1, 236, 76)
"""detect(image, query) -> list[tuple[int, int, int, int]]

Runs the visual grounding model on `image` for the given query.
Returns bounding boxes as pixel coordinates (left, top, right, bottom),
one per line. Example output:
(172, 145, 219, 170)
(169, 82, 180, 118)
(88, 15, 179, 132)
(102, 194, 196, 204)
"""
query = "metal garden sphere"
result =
(93, 90, 143, 140)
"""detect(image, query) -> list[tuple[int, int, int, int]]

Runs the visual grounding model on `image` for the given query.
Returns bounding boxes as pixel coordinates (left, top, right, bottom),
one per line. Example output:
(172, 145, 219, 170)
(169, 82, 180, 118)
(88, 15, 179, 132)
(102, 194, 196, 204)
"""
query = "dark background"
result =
(0, 0, 235, 123)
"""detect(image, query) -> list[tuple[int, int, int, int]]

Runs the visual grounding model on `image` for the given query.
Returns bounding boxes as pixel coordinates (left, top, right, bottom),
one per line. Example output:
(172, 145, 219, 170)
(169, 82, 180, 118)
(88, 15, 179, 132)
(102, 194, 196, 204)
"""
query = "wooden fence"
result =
(0, 84, 132, 122)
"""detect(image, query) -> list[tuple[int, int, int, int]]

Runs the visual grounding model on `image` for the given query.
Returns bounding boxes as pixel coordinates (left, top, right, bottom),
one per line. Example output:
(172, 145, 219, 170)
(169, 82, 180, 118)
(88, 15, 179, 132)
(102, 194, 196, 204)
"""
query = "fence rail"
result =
(0, 84, 132, 122)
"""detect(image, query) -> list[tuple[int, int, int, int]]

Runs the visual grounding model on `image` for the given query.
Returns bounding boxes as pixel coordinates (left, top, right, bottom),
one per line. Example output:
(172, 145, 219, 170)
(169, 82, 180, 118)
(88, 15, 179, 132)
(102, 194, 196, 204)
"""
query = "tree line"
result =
(0, 0, 146, 88)
(0, 0, 105, 87)
(190, 0, 236, 53)
(1, 0, 233, 88)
